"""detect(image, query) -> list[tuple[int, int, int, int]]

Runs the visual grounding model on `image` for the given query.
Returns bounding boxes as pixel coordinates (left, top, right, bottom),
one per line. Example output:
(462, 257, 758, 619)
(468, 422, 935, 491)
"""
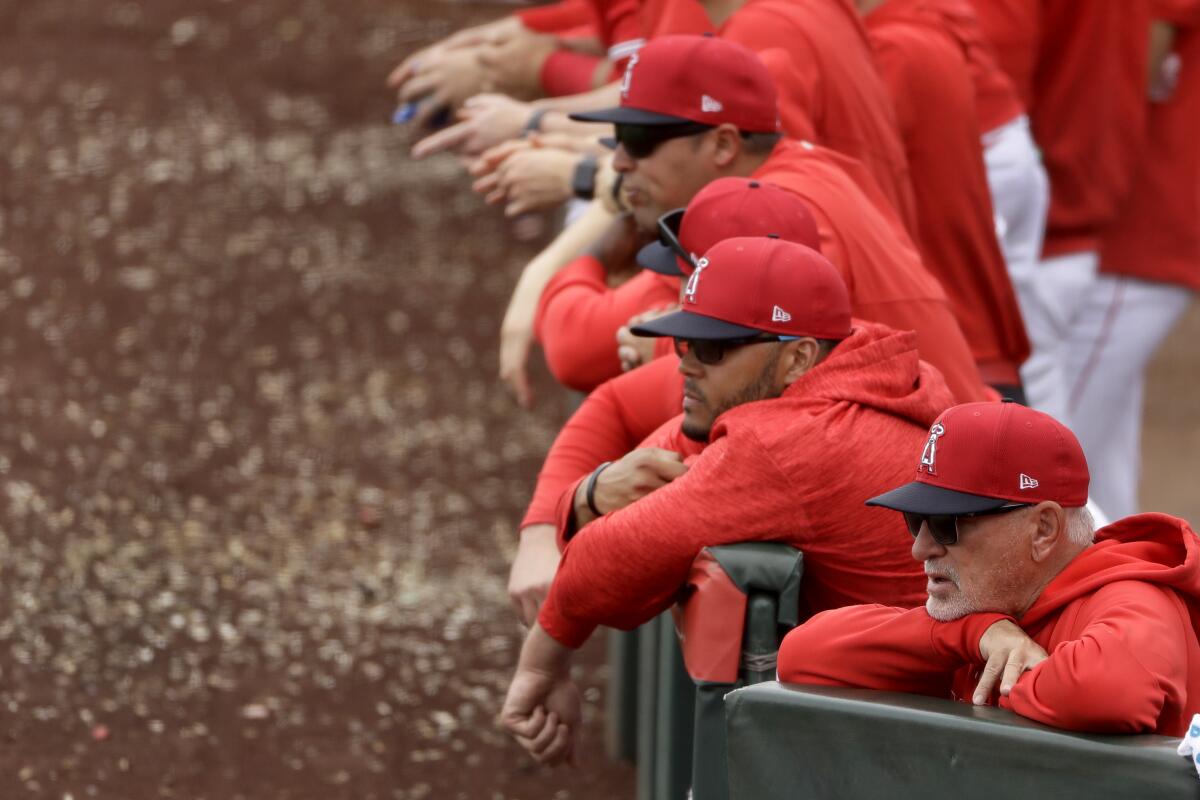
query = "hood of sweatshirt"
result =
(1021, 513, 1200, 627)
(768, 319, 958, 429)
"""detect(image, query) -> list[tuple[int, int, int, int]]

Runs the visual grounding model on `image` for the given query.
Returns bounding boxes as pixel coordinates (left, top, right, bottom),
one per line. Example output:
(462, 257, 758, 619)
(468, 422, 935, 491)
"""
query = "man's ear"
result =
(780, 338, 820, 386)
(710, 124, 744, 168)
(1029, 501, 1066, 563)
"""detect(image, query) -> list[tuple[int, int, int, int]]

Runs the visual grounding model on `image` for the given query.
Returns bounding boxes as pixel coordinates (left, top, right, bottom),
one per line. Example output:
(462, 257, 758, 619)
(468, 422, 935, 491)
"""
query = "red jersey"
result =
(649, 0, 919, 234)
(919, 0, 1024, 132)
(755, 140, 988, 402)
(1101, 7, 1200, 290)
(537, 322, 957, 647)
(779, 514, 1200, 737)
(971, 0, 1153, 257)
(534, 256, 680, 393)
(865, 0, 1030, 385)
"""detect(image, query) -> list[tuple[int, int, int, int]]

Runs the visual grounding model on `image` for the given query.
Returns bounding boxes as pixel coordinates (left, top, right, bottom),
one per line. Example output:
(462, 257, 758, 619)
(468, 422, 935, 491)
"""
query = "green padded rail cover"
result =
(706, 543, 804, 628)
(725, 683, 1200, 800)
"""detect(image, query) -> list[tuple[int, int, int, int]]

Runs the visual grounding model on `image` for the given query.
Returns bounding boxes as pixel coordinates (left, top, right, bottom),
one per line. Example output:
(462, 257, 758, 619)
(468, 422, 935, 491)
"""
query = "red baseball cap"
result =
(570, 35, 779, 132)
(631, 237, 851, 340)
(638, 177, 821, 276)
(867, 402, 1091, 514)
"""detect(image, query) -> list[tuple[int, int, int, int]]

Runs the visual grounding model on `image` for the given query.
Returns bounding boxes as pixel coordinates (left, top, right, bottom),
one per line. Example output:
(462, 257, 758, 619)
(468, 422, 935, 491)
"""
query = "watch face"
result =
(573, 156, 599, 200)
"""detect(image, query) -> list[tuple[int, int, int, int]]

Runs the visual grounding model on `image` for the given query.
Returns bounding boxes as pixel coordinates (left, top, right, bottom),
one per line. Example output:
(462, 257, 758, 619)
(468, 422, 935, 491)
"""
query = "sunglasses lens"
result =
(674, 338, 727, 365)
(903, 513, 959, 545)
(615, 125, 659, 159)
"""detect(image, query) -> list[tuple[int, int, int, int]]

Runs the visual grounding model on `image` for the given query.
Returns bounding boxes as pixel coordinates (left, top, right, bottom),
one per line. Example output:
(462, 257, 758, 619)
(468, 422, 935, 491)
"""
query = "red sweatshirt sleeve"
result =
(517, 0, 595, 33)
(540, 49, 605, 96)
(1002, 582, 1191, 734)
(538, 428, 799, 648)
(520, 355, 685, 529)
(777, 605, 1006, 698)
(535, 258, 680, 392)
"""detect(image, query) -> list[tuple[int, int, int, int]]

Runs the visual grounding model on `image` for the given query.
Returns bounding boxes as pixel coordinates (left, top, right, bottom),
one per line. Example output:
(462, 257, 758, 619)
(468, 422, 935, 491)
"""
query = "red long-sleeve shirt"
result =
(866, 0, 1029, 386)
(779, 513, 1200, 736)
(970, 0, 1153, 257)
(1101, 4, 1200, 290)
(537, 322, 958, 647)
(534, 256, 680, 393)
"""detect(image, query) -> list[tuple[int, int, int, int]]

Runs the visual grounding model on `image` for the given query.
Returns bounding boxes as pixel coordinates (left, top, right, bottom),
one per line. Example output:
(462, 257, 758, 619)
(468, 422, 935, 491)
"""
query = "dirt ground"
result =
(0, 0, 631, 797)
(0, 1, 1195, 798)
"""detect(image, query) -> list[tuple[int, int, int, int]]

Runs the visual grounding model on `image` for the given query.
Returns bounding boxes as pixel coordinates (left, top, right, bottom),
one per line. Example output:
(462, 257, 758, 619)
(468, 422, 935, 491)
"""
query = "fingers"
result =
(411, 119, 474, 159)
(1000, 646, 1046, 696)
(505, 704, 546, 739)
(644, 449, 689, 480)
(617, 345, 641, 372)
(397, 71, 439, 104)
(972, 654, 1004, 705)
(500, 363, 534, 408)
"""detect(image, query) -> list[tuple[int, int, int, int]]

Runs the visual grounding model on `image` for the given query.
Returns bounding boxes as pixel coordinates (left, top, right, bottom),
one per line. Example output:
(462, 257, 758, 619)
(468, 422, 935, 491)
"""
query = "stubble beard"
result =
(680, 345, 783, 443)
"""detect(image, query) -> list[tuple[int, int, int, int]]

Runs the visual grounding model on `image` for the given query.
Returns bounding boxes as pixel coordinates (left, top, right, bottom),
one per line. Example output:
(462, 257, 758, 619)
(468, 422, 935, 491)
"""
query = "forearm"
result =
(531, 82, 621, 116)
(778, 606, 1004, 696)
(505, 201, 613, 335)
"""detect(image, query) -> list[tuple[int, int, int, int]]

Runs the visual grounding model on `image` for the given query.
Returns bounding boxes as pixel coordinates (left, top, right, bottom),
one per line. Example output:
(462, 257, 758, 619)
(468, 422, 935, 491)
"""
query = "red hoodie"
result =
(778, 513, 1200, 736)
(536, 322, 958, 648)
(865, 0, 1030, 386)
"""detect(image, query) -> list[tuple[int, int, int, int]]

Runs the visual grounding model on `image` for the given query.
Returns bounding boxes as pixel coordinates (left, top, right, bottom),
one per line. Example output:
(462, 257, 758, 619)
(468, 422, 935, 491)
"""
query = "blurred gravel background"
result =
(0, 0, 1194, 798)
(0, 0, 632, 797)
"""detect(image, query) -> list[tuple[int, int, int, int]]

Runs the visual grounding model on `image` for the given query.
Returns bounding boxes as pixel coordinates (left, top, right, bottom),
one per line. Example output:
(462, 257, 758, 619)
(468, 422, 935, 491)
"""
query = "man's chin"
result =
(680, 419, 710, 443)
(925, 596, 970, 622)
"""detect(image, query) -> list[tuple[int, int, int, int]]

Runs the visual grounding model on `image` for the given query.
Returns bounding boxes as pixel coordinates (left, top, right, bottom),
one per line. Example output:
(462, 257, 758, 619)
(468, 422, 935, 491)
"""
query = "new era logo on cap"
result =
(771, 305, 791, 323)
(1020, 474, 1039, 490)
(701, 95, 723, 113)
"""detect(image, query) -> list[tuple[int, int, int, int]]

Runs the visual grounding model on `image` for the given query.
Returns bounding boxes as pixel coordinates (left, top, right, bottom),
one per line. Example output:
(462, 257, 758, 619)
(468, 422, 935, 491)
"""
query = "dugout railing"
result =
(724, 682, 1200, 799)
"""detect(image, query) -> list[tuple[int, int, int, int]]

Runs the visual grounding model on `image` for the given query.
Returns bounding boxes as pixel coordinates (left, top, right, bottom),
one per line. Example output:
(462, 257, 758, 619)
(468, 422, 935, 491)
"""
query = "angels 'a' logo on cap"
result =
(919, 423, 945, 474)
(683, 257, 708, 303)
(619, 53, 639, 98)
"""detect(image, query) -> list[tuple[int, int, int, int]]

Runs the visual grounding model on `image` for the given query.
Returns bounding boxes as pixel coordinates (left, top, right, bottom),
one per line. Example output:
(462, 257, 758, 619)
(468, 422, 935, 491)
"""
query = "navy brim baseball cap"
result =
(866, 482, 1014, 515)
(631, 309, 761, 339)
(636, 241, 686, 276)
(570, 106, 693, 125)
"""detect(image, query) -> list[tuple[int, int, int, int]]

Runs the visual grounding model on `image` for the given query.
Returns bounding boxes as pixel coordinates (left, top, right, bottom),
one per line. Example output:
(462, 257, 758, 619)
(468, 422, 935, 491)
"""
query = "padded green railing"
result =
(724, 682, 1200, 800)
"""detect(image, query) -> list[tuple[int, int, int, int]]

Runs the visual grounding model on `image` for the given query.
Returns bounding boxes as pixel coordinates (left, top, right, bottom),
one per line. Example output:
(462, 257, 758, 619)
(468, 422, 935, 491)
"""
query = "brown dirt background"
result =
(0, 0, 1194, 798)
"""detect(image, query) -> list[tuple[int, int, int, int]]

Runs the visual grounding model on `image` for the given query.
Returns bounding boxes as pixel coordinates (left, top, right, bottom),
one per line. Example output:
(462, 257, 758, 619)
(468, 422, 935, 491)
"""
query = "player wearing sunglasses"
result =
(501, 235, 963, 765)
(778, 401, 1200, 737)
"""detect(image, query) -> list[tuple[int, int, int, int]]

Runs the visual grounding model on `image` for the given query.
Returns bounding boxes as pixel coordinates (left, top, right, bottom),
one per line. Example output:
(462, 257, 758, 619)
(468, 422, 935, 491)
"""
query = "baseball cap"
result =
(638, 178, 821, 276)
(569, 35, 779, 132)
(631, 237, 852, 340)
(867, 402, 1091, 514)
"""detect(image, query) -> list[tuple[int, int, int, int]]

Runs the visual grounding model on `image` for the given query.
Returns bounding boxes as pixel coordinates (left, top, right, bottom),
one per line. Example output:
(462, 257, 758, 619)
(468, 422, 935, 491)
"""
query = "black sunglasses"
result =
(614, 122, 714, 159)
(903, 503, 1032, 546)
(673, 334, 787, 366)
(656, 208, 694, 271)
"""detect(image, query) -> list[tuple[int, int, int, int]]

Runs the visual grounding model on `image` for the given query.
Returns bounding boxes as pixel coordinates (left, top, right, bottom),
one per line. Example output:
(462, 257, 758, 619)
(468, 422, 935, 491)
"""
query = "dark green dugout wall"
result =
(725, 683, 1200, 800)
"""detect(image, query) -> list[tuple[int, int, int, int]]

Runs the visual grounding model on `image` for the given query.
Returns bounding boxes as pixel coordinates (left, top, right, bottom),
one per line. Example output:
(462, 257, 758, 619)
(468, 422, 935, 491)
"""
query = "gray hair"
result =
(1066, 505, 1096, 546)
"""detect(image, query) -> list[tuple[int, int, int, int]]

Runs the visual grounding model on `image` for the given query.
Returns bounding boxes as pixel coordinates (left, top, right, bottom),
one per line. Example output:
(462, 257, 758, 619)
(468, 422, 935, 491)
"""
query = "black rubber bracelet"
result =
(585, 461, 613, 517)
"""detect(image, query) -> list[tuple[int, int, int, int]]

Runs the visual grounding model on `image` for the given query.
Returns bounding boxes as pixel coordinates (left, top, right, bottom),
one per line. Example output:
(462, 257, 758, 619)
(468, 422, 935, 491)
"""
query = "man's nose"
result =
(677, 348, 702, 378)
(911, 524, 947, 562)
(612, 143, 635, 173)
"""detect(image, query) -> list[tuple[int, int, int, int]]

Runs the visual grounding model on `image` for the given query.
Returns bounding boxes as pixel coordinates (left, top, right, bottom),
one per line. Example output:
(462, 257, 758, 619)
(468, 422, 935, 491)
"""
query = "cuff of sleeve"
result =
(929, 612, 1012, 664)
(540, 49, 605, 97)
(538, 593, 598, 649)
(555, 475, 590, 550)
(516, 1, 591, 33)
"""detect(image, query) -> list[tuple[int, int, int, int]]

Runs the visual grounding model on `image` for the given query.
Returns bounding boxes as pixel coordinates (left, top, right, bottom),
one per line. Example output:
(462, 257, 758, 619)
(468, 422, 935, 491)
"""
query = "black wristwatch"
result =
(572, 153, 599, 200)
